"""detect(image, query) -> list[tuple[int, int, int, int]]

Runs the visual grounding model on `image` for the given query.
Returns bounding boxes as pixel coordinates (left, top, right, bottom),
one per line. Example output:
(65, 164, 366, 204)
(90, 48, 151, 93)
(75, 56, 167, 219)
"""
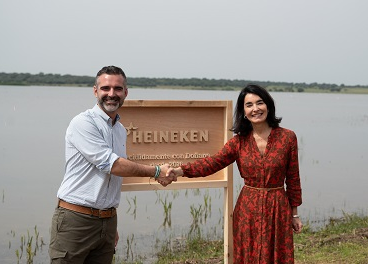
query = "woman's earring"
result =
(244, 115, 247, 119)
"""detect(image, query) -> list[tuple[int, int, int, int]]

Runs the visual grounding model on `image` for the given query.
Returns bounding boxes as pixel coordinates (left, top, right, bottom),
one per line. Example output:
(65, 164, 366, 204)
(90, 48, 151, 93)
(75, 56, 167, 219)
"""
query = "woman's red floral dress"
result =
(181, 127, 302, 264)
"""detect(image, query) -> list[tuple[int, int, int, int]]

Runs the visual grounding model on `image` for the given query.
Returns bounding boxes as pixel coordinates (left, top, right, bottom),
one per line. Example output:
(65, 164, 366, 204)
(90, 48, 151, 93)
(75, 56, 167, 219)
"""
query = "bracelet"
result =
(154, 165, 161, 179)
(292, 214, 300, 218)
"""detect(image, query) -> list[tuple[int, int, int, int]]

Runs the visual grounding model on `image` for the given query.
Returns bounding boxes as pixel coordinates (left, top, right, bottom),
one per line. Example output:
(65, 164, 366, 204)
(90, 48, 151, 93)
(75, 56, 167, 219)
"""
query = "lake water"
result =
(1, 85, 367, 263)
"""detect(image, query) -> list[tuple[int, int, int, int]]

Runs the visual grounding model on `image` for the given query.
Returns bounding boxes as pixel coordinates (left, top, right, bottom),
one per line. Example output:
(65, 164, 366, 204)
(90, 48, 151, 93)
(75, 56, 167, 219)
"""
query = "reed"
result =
(189, 204, 204, 237)
(9, 225, 43, 264)
(125, 234, 135, 261)
(125, 195, 137, 219)
(203, 190, 212, 222)
(159, 194, 173, 228)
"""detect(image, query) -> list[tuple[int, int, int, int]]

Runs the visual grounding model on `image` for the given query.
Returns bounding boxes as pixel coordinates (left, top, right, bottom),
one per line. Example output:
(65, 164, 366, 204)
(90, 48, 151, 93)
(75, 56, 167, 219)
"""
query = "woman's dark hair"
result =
(231, 84, 282, 136)
(95, 65, 127, 86)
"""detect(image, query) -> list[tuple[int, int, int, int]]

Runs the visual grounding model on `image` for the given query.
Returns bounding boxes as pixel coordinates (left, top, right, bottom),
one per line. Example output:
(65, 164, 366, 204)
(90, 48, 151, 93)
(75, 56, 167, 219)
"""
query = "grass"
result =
(147, 213, 368, 264)
(294, 212, 368, 264)
(155, 236, 224, 264)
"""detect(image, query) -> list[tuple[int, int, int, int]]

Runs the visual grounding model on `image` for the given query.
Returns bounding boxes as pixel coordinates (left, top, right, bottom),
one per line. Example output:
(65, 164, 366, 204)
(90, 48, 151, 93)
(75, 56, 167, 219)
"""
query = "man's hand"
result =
(166, 167, 184, 178)
(156, 164, 177, 186)
(115, 231, 119, 247)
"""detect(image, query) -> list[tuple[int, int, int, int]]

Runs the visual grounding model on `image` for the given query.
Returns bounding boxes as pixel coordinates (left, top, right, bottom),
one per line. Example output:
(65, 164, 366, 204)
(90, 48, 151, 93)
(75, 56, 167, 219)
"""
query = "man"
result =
(49, 65, 174, 263)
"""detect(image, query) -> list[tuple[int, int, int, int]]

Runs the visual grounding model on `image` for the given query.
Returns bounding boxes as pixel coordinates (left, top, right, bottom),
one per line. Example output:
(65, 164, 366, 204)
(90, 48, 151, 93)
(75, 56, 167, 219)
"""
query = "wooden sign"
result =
(117, 100, 233, 263)
(118, 100, 233, 190)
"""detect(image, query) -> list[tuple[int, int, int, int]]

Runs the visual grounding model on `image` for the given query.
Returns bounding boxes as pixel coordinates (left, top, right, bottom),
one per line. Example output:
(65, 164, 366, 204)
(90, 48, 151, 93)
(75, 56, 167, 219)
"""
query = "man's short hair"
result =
(95, 66, 127, 86)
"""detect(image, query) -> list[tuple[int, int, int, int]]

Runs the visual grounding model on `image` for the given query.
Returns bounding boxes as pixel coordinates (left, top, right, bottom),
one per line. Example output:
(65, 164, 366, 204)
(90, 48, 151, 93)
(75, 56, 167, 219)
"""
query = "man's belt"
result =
(58, 199, 116, 218)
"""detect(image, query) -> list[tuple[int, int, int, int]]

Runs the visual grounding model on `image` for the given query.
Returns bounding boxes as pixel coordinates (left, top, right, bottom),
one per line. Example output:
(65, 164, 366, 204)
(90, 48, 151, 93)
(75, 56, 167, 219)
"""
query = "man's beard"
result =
(98, 96, 123, 113)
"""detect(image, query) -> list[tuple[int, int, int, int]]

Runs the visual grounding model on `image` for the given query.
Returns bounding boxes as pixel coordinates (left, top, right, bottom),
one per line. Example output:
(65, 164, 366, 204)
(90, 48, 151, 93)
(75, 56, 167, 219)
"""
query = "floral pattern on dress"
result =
(181, 127, 302, 264)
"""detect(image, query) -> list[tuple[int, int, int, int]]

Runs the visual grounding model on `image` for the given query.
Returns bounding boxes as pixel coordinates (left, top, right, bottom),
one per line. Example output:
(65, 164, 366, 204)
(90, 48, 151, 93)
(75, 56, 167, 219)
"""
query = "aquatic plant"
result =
(9, 225, 42, 264)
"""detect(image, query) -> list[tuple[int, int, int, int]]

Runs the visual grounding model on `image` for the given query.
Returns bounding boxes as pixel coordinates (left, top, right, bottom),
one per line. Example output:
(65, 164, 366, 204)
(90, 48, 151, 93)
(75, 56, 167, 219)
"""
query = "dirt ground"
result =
(171, 258, 223, 264)
(318, 227, 368, 245)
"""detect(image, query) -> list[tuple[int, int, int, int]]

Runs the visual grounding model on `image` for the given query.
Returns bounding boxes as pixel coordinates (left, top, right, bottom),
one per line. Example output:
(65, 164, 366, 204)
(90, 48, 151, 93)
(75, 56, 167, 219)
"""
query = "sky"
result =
(1, 0, 367, 85)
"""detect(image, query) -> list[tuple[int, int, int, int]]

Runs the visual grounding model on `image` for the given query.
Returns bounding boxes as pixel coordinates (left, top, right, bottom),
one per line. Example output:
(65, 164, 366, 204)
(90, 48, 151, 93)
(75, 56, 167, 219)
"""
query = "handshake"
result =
(154, 164, 183, 187)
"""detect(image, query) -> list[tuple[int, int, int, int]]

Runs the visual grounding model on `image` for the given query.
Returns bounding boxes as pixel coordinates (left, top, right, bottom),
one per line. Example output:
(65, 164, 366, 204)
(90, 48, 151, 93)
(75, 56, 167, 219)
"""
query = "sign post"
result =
(118, 100, 233, 263)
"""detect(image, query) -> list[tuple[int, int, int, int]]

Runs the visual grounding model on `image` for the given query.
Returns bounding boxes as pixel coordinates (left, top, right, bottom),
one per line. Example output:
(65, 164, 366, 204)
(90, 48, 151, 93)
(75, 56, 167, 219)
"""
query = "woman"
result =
(168, 84, 303, 263)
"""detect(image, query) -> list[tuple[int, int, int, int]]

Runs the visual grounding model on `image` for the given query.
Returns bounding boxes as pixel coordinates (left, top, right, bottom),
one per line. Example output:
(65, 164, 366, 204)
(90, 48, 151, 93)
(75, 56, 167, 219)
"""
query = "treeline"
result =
(0, 72, 94, 86)
(1, 72, 367, 93)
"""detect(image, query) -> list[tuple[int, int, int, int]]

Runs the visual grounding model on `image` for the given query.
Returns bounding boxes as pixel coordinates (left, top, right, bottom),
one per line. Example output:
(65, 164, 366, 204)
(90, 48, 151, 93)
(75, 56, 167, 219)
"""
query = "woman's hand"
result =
(292, 217, 303, 233)
(166, 167, 184, 178)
